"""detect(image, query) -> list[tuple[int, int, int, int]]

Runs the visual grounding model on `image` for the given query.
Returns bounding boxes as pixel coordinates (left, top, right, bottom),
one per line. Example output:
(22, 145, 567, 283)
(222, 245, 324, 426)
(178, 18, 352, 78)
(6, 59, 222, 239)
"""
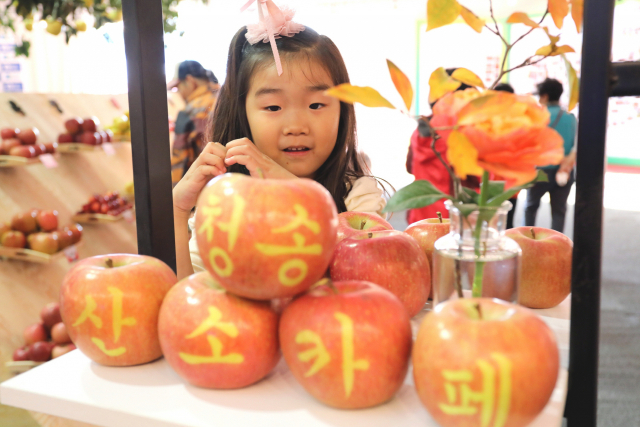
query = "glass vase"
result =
(432, 200, 521, 305)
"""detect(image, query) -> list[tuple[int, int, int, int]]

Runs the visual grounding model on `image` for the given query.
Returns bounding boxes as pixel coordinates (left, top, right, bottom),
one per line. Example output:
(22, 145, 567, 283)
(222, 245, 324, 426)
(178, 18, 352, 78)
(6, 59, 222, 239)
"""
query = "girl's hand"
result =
(173, 142, 228, 215)
(225, 138, 297, 180)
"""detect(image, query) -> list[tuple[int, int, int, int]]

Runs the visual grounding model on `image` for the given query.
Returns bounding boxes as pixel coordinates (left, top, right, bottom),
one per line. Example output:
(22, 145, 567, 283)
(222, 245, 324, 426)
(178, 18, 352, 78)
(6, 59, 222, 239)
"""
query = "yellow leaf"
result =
(457, 93, 517, 126)
(427, 0, 461, 32)
(446, 131, 484, 179)
(387, 60, 414, 111)
(563, 56, 579, 111)
(428, 68, 462, 104)
(451, 68, 485, 88)
(460, 6, 484, 33)
(570, 0, 583, 32)
(506, 12, 539, 28)
(551, 45, 576, 56)
(536, 44, 553, 56)
(325, 84, 395, 109)
(542, 27, 560, 44)
(548, 0, 569, 29)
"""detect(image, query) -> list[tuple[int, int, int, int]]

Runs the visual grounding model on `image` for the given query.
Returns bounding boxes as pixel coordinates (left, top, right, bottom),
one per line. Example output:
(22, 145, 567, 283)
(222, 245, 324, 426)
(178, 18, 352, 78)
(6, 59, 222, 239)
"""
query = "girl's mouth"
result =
(283, 147, 311, 152)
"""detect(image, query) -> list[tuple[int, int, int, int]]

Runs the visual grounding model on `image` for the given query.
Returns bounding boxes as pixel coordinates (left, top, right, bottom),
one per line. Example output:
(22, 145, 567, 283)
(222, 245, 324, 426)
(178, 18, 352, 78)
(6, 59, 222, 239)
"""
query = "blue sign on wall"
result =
(3, 82, 23, 92)
(1, 63, 20, 72)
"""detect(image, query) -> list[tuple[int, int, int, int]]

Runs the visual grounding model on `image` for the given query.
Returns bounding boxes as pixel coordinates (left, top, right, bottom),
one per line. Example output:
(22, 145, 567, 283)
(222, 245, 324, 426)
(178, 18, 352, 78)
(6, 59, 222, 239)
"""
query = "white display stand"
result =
(0, 297, 570, 427)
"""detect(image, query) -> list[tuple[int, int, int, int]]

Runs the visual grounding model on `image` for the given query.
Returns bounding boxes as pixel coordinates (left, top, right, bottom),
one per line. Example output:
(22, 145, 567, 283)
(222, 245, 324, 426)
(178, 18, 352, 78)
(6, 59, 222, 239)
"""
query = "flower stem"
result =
(472, 171, 491, 297)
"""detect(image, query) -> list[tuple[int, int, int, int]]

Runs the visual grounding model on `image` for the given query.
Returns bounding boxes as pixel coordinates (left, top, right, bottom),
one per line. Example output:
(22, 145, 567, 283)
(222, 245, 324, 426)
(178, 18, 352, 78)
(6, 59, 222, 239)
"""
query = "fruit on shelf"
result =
(330, 230, 431, 317)
(60, 254, 177, 366)
(52, 343, 77, 359)
(9, 145, 37, 158)
(11, 211, 38, 234)
(1, 138, 21, 154)
(41, 302, 63, 329)
(17, 128, 39, 145)
(336, 211, 393, 242)
(65, 117, 84, 134)
(13, 347, 29, 361)
(27, 232, 59, 254)
(78, 191, 133, 216)
(1, 128, 18, 140)
(158, 271, 280, 389)
(81, 131, 102, 146)
(58, 133, 74, 143)
(81, 117, 100, 133)
(51, 322, 71, 344)
(504, 226, 573, 309)
(36, 210, 59, 232)
(24, 323, 48, 345)
(280, 280, 412, 409)
(28, 341, 55, 362)
(413, 298, 559, 427)
(53, 229, 75, 249)
(64, 223, 83, 244)
(107, 113, 130, 139)
(1, 230, 26, 248)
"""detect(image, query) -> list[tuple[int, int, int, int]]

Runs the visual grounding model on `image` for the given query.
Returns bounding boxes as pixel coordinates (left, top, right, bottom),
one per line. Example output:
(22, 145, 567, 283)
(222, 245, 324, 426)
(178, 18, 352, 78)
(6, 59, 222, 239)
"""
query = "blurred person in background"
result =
(524, 78, 577, 233)
(168, 60, 220, 186)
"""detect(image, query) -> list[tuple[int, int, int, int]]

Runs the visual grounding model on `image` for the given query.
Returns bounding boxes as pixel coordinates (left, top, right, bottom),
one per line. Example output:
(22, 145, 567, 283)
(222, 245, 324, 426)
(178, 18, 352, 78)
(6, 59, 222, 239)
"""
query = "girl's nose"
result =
(283, 112, 310, 136)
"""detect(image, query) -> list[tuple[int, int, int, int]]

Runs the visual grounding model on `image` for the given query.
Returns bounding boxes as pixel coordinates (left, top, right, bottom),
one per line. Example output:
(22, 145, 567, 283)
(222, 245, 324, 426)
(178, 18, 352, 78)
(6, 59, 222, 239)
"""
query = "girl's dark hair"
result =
(209, 26, 367, 213)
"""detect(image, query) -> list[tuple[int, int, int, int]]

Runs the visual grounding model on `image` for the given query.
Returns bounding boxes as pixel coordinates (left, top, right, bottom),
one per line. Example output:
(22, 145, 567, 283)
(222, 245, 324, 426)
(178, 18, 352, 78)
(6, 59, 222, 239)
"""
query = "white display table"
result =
(0, 297, 570, 427)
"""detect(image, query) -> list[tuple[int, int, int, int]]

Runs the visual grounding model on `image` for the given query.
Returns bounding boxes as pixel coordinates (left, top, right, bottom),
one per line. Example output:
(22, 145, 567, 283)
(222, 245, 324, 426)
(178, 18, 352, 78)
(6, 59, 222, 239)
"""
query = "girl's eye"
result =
(266, 106, 281, 112)
(310, 103, 325, 110)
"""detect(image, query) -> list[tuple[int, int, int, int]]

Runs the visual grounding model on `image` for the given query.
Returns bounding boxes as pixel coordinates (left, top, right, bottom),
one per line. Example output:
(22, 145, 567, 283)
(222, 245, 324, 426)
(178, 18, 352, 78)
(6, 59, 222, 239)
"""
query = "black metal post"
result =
(121, 0, 176, 271)
(611, 62, 640, 97)
(566, 0, 616, 425)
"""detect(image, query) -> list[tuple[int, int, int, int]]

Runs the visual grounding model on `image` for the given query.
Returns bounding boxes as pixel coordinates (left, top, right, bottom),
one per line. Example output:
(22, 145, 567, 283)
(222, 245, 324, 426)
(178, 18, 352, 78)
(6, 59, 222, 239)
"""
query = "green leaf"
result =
(482, 181, 505, 200)
(454, 203, 479, 218)
(382, 180, 451, 213)
(459, 187, 479, 204)
(485, 171, 548, 207)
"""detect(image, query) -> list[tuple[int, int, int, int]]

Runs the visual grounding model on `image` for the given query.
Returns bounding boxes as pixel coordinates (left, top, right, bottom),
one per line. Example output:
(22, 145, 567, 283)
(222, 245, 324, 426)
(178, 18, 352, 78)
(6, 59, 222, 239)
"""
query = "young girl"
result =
(172, 23, 386, 280)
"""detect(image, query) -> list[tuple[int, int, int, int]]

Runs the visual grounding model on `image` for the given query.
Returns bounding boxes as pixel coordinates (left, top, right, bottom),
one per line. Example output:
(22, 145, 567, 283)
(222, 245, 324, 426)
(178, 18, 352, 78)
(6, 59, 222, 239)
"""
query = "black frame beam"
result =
(122, 0, 176, 271)
(566, 0, 616, 425)
(611, 62, 640, 97)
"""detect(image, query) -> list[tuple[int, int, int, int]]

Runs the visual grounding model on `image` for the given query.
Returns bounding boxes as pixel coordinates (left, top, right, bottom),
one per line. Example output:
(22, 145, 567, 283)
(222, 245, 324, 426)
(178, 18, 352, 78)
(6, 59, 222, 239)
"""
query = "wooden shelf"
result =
(72, 209, 133, 224)
(0, 241, 82, 264)
(0, 155, 39, 168)
(57, 142, 130, 154)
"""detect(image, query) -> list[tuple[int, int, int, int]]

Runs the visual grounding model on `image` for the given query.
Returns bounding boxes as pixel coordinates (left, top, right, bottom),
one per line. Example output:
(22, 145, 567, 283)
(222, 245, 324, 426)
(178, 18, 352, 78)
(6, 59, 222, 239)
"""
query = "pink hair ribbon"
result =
(240, 0, 305, 76)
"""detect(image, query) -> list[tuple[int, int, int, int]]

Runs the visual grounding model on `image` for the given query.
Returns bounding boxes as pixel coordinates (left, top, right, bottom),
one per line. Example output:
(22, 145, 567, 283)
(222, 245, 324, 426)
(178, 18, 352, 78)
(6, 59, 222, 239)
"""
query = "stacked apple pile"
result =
(1, 127, 57, 157)
(1, 209, 82, 254)
(13, 303, 76, 363)
(57, 117, 114, 146)
(78, 191, 132, 216)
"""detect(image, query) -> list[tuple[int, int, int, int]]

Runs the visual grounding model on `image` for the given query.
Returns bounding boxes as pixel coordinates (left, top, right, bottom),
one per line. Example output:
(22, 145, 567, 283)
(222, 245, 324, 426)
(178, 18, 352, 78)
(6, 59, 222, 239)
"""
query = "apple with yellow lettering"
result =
(329, 230, 431, 317)
(336, 211, 393, 242)
(280, 280, 412, 409)
(59, 254, 177, 366)
(505, 227, 573, 309)
(195, 173, 338, 300)
(413, 298, 559, 427)
(158, 271, 280, 389)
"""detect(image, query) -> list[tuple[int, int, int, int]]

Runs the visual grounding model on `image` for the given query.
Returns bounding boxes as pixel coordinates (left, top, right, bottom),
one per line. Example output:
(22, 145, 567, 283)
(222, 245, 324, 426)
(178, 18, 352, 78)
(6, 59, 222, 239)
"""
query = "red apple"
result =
(1, 230, 26, 248)
(9, 145, 37, 158)
(52, 343, 76, 359)
(51, 322, 71, 344)
(36, 210, 59, 231)
(44, 142, 58, 154)
(2, 138, 21, 153)
(53, 229, 74, 249)
(0, 222, 11, 237)
(58, 133, 74, 143)
(280, 280, 412, 409)
(11, 211, 38, 234)
(24, 323, 48, 345)
(13, 347, 29, 361)
(336, 211, 393, 242)
(1, 127, 18, 140)
(64, 223, 83, 244)
(81, 131, 101, 146)
(41, 302, 63, 329)
(65, 117, 84, 134)
(330, 230, 431, 317)
(159, 271, 280, 389)
(103, 129, 114, 142)
(27, 232, 59, 254)
(17, 127, 39, 145)
(413, 298, 559, 427)
(28, 341, 54, 362)
(195, 173, 338, 300)
(405, 217, 451, 299)
(73, 133, 83, 143)
(81, 117, 99, 133)
(504, 227, 573, 309)
(60, 254, 177, 366)
(33, 143, 48, 155)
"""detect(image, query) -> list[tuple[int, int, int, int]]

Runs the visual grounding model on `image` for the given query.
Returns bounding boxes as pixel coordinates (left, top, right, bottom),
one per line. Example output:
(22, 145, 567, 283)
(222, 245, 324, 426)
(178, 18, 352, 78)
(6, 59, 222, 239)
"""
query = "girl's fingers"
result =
(224, 138, 252, 150)
(196, 164, 224, 180)
(199, 152, 227, 173)
(225, 144, 256, 159)
(224, 155, 257, 173)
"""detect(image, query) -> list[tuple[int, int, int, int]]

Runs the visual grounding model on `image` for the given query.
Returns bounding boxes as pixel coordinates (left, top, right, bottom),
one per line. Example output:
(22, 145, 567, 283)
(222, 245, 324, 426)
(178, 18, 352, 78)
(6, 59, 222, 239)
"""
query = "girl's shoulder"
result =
(345, 176, 387, 218)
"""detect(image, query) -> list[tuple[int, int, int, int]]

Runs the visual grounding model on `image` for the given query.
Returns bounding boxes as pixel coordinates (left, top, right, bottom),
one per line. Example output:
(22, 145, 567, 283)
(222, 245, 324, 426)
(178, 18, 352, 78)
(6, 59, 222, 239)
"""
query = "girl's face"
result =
(245, 58, 341, 179)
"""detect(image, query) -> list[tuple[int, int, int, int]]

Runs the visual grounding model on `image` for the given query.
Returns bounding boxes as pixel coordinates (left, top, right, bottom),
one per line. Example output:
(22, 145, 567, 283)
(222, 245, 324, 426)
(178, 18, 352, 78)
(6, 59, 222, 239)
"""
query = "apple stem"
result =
(105, 258, 114, 268)
(530, 228, 536, 239)
(474, 303, 483, 320)
(325, 279, 339, 294)
(367, 232, 373, 239)
(437, 211, 443, 223)
(360, 219, 366, 230)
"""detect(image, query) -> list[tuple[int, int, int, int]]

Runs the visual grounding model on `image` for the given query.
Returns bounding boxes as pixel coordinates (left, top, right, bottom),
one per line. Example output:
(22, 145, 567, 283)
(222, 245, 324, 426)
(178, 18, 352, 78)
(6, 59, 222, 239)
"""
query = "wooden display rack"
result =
(0, 155, 39, 168)
(0, 242, 82, 264)
(56, 143, 102, 153)
(71, 209, 133, 224)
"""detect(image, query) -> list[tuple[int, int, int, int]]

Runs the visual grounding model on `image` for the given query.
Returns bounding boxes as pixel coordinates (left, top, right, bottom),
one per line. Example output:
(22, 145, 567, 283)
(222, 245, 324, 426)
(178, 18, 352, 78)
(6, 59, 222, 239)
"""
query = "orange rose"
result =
(435, 91, 564, 187)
